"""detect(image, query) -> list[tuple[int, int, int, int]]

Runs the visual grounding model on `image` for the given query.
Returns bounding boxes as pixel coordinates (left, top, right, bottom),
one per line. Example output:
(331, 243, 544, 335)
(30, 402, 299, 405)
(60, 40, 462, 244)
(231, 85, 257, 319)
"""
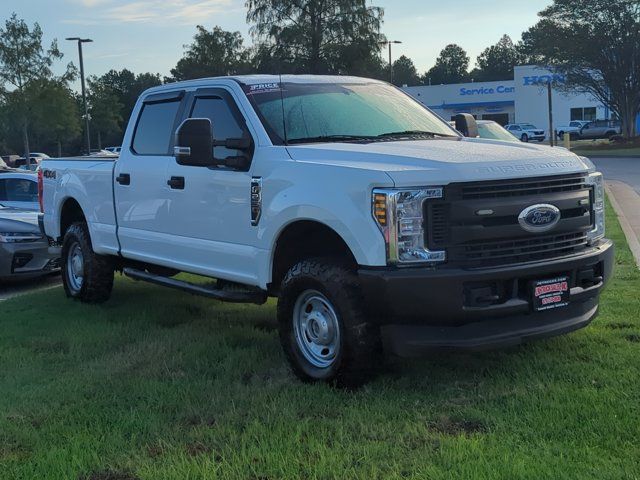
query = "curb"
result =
(605, 181, 640, 269)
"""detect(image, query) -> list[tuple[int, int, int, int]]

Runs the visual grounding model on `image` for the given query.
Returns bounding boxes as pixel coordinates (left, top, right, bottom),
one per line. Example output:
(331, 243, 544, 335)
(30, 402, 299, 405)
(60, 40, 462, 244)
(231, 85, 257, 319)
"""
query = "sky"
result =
(3, 0, 552, 87)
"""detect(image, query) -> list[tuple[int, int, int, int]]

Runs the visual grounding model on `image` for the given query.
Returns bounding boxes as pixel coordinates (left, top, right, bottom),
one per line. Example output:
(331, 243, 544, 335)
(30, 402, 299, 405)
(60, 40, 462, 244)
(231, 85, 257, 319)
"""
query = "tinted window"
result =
(132, 99, 181, 155)
(190, 96, 245, 159)
(0, 178, 38, 202)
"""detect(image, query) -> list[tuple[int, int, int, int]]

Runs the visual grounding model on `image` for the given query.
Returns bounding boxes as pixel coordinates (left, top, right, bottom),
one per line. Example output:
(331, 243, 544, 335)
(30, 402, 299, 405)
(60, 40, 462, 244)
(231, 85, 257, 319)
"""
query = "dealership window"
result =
(570, 107, 597, 121)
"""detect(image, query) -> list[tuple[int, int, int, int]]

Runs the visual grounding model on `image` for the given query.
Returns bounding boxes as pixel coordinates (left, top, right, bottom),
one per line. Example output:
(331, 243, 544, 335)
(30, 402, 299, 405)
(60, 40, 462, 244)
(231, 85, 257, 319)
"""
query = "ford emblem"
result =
(518, 204, 561, 233)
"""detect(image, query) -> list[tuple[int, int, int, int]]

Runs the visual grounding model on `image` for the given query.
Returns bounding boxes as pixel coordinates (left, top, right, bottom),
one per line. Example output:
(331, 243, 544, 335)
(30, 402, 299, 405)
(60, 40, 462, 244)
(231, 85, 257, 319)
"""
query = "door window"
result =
(132, 99, 182, 155)
(190, 96, 246, 160)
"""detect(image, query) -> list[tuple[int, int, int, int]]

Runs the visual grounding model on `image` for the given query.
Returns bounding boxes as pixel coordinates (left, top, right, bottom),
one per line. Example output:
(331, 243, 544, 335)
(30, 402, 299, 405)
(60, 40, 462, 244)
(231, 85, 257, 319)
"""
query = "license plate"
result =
(531, 276, 570, 311)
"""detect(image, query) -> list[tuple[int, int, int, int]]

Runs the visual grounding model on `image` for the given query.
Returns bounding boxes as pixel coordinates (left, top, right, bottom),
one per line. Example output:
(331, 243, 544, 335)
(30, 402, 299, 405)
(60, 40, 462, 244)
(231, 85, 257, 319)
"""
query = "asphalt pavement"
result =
(591, 157, 640, 194)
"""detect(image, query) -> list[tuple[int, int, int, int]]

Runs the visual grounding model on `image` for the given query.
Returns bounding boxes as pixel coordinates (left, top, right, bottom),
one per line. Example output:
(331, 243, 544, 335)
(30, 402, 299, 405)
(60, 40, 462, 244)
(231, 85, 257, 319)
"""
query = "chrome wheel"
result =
(66, 242, 84, 292)
(293, 289, 341, 368)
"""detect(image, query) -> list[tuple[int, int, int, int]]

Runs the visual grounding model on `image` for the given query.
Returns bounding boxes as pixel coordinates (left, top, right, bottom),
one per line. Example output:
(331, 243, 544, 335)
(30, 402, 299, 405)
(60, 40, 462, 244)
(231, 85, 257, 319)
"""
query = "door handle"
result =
(167, 176, 185, 190)
(116, 173, 130, 185)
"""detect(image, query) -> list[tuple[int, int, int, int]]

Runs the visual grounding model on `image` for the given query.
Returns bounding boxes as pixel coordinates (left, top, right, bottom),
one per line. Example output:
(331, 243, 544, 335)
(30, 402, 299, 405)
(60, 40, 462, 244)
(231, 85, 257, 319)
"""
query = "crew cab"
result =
(40, 75, 613, 385)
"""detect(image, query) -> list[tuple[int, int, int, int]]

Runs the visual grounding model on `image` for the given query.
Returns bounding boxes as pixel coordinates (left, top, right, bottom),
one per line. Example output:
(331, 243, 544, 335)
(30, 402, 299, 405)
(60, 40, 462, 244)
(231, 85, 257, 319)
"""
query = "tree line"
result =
(0, 0, 638, 157)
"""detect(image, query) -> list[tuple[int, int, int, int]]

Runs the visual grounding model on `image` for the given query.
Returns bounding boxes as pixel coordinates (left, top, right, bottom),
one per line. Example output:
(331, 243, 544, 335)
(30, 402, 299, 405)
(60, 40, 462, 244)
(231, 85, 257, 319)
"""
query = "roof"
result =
(145, 74, 386, 95)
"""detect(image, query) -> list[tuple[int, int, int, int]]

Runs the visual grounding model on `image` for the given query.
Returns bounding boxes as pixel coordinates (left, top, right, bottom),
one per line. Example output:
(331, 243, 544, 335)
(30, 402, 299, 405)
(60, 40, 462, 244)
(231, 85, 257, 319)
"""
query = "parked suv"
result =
(40, 75, 613, 385)
(579, 120, 621, 140)
(505, 124, 546, 142)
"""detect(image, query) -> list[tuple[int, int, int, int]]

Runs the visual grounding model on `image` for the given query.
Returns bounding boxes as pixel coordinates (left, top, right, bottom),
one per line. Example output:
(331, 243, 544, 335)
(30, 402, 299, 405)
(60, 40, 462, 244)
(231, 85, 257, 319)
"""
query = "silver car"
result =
(0, 205, 60, 280)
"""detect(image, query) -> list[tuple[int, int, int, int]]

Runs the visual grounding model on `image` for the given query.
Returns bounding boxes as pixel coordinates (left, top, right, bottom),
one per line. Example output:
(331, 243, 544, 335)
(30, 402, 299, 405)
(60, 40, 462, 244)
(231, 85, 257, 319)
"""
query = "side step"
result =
(122, 268, 267, 305)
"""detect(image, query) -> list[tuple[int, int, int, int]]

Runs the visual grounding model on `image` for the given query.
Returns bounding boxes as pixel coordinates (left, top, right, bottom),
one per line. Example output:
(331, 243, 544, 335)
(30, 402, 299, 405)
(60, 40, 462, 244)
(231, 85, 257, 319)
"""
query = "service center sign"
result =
(532, 276, 570, 311)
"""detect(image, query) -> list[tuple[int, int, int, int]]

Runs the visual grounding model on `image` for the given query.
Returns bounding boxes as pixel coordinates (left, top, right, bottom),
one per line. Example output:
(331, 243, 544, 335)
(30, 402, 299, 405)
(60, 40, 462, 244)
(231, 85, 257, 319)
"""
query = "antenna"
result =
(279, 72, 288, 145)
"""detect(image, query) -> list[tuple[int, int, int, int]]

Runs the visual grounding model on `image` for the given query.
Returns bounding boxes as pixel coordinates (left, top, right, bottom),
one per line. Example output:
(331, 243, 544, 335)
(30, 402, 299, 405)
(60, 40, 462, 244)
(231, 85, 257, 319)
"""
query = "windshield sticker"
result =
(245, 83, 283, 95)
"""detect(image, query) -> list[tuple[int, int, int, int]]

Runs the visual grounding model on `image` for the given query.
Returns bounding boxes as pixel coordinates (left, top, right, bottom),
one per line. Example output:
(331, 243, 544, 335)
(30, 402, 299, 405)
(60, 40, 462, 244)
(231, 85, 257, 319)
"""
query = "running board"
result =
(122, 268, 267, 304)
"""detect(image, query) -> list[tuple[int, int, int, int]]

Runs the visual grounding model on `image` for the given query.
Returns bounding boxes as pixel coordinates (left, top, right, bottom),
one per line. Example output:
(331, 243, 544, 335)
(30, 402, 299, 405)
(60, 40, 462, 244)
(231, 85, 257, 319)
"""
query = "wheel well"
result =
(59, 198, 85, 240)
(270, 221, 357, 294)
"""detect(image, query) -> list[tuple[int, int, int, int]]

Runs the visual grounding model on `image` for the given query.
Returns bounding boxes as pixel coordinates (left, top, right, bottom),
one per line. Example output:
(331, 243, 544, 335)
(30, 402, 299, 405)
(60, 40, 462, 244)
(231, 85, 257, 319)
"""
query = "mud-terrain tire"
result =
(277, 258, 380, 387)
(61, 222, 114, 303)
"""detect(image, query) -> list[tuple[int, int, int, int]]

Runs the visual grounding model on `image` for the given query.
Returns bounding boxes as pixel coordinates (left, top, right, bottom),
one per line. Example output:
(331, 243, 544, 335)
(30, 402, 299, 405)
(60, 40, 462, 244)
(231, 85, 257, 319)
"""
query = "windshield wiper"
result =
(286, 134, 377, 145)
(375, 130, 457, 139)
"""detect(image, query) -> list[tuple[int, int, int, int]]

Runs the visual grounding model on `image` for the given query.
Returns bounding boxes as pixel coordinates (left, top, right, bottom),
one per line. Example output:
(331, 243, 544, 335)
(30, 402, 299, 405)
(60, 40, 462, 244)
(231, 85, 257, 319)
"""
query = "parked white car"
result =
(104, 146, 122, 154)
(40, 75, 612, 385)
(505, 123, 546, 142)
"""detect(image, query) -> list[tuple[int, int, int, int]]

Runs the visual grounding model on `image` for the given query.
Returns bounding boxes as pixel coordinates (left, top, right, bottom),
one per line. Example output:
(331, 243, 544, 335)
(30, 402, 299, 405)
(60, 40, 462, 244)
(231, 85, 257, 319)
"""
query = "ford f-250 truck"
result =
(40, 75, 613, 385)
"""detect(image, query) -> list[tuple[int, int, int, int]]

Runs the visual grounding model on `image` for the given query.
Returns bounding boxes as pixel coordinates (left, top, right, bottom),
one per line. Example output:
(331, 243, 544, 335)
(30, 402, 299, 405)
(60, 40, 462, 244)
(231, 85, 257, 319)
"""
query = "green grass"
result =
(571, 139, 640, 157)
(1, 202, 640, 479)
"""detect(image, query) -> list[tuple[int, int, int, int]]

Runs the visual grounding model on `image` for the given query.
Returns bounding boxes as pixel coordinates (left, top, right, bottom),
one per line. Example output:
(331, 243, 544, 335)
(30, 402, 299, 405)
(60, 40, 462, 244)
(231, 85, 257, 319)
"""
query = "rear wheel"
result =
(62, 222, 114, 303)
(521, 133, 529, 142)
(277, 258, 380, 387)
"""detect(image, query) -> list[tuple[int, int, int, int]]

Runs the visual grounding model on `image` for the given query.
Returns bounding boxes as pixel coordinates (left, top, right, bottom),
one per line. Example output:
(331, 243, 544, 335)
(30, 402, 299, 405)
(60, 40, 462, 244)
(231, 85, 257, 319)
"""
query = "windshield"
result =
(521, 124, 537, 130)
(477, 122, 519, 142)
(243, 81, 458, 144)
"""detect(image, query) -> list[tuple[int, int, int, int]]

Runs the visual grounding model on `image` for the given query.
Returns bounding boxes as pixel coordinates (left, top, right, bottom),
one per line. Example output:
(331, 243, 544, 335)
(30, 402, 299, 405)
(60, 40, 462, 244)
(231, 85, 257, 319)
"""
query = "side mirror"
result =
(174, 118, 214, 166)
(454, 113, 479, 138)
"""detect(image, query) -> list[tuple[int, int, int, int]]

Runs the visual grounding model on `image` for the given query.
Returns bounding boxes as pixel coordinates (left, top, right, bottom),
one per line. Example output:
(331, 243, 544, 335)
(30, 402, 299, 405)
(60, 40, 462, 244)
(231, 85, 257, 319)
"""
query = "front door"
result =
(163, 88, 260, 285)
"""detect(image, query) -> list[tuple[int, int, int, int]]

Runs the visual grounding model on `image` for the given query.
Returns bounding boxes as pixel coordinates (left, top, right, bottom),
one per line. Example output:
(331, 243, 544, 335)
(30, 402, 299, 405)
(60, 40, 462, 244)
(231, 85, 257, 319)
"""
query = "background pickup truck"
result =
(579, 120, 621, 139)
(40, 75, 613, 386)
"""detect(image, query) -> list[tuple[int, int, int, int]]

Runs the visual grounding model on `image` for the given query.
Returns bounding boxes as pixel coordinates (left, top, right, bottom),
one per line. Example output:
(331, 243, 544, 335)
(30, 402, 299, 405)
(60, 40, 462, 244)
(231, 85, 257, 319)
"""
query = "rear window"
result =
(0, 178, 38, 202)
(132, 99, 181, 155)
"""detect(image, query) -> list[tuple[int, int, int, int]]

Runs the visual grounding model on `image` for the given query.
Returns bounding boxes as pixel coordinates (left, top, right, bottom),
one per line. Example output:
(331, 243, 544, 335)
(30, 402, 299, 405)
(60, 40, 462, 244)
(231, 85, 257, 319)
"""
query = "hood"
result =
(0, 206, 41, 232)
(286, 137, 589, 186)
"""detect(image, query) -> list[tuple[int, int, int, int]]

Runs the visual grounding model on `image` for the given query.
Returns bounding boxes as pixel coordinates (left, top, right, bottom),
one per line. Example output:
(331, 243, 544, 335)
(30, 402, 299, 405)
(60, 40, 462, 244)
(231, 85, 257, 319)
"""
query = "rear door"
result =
(162, 87, 260, 284)
(114, 90, 187, 264)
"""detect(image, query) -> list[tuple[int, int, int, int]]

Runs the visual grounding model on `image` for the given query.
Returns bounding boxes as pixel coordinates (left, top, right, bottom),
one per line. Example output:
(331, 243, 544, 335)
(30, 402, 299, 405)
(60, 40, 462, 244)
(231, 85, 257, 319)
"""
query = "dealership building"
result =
(403, 65, 639, 133)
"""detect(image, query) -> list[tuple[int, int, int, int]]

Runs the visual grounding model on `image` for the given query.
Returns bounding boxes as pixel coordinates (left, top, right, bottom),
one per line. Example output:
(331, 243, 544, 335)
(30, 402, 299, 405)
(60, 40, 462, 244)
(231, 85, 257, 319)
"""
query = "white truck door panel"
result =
(115, 91, 184, 263)
(163, 89, 261, 284)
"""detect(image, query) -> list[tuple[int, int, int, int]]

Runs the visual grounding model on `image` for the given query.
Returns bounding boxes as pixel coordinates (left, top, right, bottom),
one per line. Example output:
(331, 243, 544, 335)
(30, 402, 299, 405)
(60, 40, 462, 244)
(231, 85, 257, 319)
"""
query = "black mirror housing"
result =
(455, 113, 479, 138)
(174, 118, 214, 166)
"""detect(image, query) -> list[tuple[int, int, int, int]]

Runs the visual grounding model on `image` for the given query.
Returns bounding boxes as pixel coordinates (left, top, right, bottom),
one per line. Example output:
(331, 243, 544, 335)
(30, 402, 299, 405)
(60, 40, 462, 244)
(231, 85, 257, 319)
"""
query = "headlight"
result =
(586, 172, 605, 244)
(372, 187, 446, 265)
(0, 232, 42, 243)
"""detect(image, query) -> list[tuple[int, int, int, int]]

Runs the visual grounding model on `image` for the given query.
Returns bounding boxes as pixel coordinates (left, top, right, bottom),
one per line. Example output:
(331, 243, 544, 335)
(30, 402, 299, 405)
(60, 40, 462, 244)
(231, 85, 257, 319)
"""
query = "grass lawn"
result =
(1, 202, 639, 480)
(571, 139, 640, 158)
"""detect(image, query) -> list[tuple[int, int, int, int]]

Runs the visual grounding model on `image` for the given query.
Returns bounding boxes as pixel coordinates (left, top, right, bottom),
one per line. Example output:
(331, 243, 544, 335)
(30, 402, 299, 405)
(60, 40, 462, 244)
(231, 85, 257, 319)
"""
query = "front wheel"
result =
(521, 133, 529, 142)
(277, 258, 380, 387)
(62, 222, 114, 303)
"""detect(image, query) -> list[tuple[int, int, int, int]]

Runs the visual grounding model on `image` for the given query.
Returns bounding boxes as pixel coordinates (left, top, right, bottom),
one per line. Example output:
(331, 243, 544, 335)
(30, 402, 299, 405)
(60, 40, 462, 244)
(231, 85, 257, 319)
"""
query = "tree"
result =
(521, 0, 640, 137)
(246, 0, 385, 75)
(0, 13, 74, 156)
(27, 79, 81, 157)
(391, 55, 420, 86)
(88, 69, 161, 144)
(470, 35, 521, 82)
(170, 26, 251, 81)
(423, 44, 469, 85)
(88, 87, 123, 150)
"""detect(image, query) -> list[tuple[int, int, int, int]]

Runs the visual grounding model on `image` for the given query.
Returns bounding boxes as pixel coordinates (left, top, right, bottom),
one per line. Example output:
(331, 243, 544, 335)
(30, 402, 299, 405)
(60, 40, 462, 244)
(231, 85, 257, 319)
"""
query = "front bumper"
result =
(359, 239, 613, 356)
(0, 238, 61, 280)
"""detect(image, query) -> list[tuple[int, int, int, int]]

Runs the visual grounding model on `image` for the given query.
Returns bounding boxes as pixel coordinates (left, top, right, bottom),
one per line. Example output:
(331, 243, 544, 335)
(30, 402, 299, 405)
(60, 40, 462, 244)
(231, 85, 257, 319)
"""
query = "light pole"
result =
(66, 37, 93, 154)
(379, 40, 402, 84)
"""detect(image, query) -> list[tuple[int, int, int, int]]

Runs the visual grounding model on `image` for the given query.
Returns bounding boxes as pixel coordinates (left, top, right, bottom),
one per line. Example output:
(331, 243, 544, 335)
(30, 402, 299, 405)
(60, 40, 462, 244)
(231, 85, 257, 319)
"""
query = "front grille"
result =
(449, 232, 588, 268)
(456, 173, 587, 200)
(425, 174, 592, 268)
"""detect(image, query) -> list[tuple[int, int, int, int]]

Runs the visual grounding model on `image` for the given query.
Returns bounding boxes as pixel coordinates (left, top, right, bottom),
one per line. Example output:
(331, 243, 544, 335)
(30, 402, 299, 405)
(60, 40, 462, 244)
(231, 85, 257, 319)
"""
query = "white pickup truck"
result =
(39, 75, 613, 385)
